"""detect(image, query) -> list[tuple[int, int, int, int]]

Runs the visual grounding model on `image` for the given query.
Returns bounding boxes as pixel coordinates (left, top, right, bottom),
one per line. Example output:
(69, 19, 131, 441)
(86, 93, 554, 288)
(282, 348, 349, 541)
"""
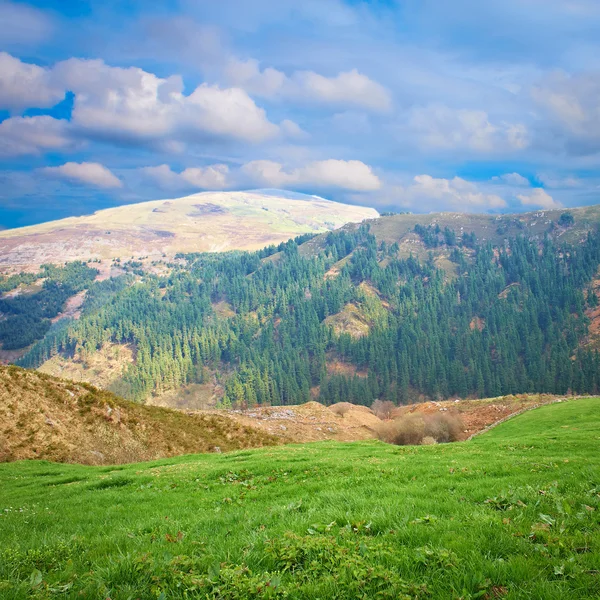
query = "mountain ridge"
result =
(0, 190, 378, 270)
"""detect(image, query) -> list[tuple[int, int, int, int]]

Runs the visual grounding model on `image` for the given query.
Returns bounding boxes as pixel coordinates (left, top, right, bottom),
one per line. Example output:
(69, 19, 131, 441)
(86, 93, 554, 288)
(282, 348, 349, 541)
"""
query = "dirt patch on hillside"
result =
(213, 300, 236, 318)
(38, 343, 135, 389)
(149, 381, 224, 411)
(219, 401, 381, 443)
(469, 317, 485, 332)
(51, 290, 86, 323)
(0, 366, 277, 465)
(394, 394, 559, 440)
(582, 272, 600, 350)
(326, 358, 368, 378)
(324, 303, 371, 339)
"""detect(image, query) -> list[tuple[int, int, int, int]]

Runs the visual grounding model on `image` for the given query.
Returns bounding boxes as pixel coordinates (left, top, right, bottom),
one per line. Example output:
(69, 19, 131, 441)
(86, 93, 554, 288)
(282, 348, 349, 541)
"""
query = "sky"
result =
(0, 0, 599, 228)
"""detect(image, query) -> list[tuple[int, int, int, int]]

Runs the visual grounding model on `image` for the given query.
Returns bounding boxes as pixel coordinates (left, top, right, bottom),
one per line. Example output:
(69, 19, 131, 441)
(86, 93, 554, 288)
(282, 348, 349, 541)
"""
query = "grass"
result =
(1, 399, 599, 599)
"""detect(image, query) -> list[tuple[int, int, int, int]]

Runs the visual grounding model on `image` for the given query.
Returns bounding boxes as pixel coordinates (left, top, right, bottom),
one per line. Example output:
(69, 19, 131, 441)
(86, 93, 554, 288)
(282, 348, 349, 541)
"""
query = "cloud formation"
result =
(409, 105, 529, 152)
(0, 52, 64, 113)
(532, 71, 600, 152)
(141, 164, 231, 190)
(225, 59, 392, 111)
(492, 173, 530, 186)
(242, 159, 382, 191)
(410, 175, 507, 209)
(0, 2, 53, 49)
(0, 116, 74, 156)
(517, 188, 561, 209)
(53, 58, 282, 145)
(40, 162, 123, 188)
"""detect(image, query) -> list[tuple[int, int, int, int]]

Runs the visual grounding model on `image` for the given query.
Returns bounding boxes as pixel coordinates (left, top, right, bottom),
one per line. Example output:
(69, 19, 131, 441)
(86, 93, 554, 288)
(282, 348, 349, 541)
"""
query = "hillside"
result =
(0, 190, 378, 271)
(0, 366, 277, 465)
(1, 399, 599, 598)
(12, 203, 600, 408)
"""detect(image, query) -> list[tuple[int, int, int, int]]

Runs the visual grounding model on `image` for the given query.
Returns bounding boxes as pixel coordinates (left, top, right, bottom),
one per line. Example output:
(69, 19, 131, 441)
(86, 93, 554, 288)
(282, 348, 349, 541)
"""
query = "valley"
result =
(5, 203, 600, 411)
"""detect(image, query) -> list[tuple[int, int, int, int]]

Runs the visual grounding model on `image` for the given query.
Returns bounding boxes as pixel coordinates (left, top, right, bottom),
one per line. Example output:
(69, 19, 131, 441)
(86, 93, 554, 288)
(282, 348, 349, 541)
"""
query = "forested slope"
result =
(13, 206, 600, 407)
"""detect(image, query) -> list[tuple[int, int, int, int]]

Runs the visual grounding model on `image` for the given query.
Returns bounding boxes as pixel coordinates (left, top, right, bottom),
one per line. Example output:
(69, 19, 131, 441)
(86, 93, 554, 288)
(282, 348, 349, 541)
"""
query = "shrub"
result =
(330, 403, 352, 417)
(424, 413, 463, 443)
(371, 400, 395, 420)
(377, 414, 425, 446)
(376, 412, 464, 446)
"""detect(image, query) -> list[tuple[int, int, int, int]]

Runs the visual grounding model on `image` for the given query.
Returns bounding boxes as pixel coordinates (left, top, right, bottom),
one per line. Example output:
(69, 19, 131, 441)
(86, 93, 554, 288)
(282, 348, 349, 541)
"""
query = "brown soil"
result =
(469, 316, 485, 331)
(219, 401, 381, 443)
(0, 366, 277, 465)
(326, 358, 368, 378)
(582, 272, 600, 350)
(38, 343, 136, 389)
(324, 303, 371, 339)
(215, 394, 563, 445)
(51, 290, 86, 323)
(394, 394, 559, 440)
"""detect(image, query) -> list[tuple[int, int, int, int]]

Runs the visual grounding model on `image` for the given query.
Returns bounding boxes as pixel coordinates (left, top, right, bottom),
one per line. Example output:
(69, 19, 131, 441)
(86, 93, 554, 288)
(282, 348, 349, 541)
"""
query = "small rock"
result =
(280, 425, 287, 431)
(45, 417, 55, 427)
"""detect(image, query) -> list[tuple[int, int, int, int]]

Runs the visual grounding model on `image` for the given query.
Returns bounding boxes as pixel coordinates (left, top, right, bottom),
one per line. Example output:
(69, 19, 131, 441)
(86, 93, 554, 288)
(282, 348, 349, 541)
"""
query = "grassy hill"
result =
(1, 398, 599, 598)
(0, 191, 378, 271)
(0, 366, 277, 464)
(301, 204, 600, 267)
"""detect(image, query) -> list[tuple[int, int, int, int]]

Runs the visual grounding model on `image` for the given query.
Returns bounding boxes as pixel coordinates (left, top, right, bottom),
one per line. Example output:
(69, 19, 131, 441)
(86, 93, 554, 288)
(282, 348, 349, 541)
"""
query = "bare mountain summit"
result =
(0, 190, 378, 270)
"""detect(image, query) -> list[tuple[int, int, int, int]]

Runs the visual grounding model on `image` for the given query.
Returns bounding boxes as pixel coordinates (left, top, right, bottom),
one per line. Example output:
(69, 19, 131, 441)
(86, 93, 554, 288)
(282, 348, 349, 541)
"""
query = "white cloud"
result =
(141, 164, 231, 190)
(409, 104, 529, 152)
(0, 52, 64, 113)
(280, 119, 309, 139)
(537, 173, 582, 188)
(492, 172, 530, 186)
(0, 2, 53, 49)
(517, 188, 562, 209)
(410, 175, 507, 209)
(50, 58, 282, 144)
(242, 159, 381, 191)
(0, 53, 287, 148)
(532, 71, 600, 150)
(40, 162, 123, 188)
(225, 58, 391, 111)
(0, 116, 74, 156)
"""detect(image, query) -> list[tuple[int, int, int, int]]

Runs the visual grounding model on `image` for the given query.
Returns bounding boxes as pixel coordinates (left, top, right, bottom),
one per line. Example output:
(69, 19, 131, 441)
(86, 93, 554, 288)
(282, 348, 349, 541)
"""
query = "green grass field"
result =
(1, 399, 599, 599)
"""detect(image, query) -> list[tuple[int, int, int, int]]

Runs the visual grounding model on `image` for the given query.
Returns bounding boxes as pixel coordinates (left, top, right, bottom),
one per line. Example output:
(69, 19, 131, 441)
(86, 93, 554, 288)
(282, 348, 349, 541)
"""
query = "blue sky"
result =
(1, 0, 599, 228)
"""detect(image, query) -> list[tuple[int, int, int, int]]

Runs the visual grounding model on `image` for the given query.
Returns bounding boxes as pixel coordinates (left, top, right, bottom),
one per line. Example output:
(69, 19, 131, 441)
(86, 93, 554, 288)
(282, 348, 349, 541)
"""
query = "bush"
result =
(377, 414, 425, 446)
(376, 412, 464, 446)
(371, 400, 395, 420)
(424, 413, 463, 443)
(330, 403, 352, 417)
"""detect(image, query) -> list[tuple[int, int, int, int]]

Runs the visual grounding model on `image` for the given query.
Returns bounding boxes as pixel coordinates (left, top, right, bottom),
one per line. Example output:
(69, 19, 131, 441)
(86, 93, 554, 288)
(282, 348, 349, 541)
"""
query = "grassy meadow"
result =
(1, 399, 599, 599)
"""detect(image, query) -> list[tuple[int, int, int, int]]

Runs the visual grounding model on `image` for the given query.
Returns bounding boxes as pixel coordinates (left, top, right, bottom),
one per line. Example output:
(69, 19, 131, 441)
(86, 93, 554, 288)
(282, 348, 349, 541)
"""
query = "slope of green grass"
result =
(1, 399, 599, 599)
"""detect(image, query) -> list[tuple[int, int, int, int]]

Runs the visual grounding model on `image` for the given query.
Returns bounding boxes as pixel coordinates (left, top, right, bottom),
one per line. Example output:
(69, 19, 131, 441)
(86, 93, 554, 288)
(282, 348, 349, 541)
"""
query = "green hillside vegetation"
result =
(16, 207, 600, 406)
(1, 399, 599, 598)
(0, 262, 98, 350)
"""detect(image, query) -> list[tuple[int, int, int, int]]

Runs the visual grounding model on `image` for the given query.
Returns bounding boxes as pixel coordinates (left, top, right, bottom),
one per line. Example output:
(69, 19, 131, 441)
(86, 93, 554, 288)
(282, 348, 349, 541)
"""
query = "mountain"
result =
(8, 203, 600, 408)
(0, 365, 277, 464)
(0, 190, 378, 270)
